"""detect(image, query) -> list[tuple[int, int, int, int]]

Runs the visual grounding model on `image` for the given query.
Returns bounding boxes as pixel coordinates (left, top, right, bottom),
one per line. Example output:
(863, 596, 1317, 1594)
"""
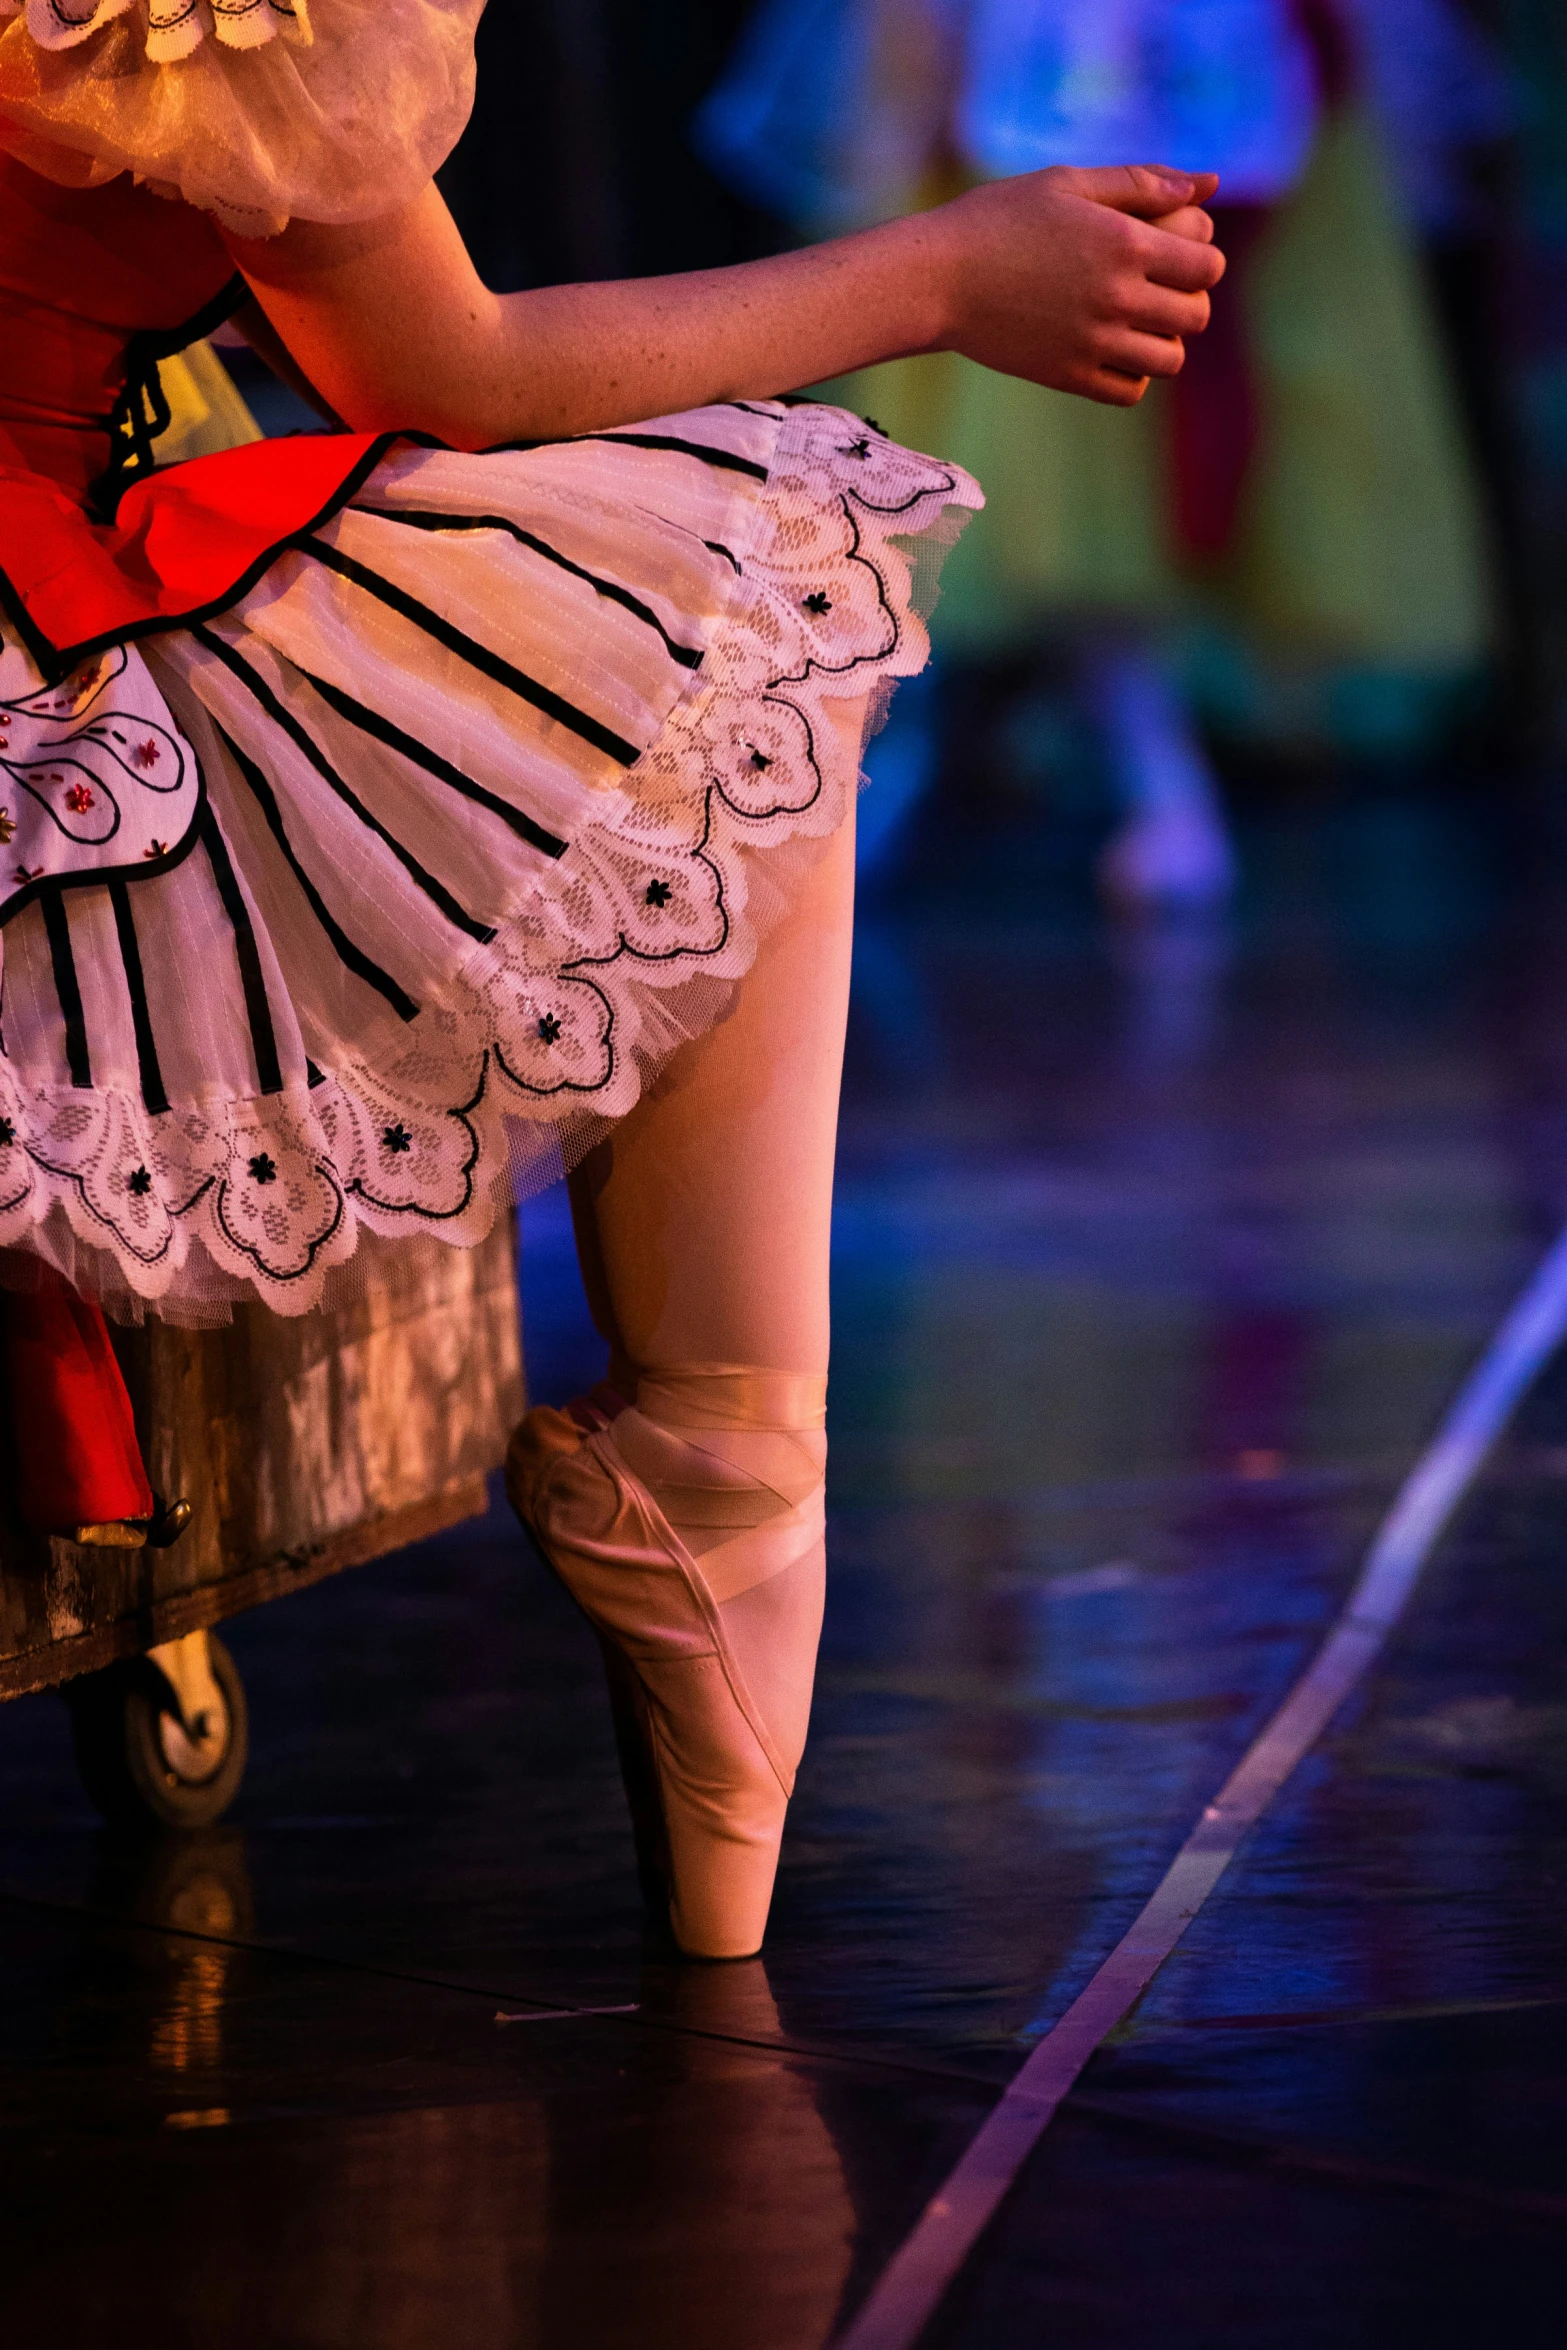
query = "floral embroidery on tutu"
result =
(0, 647, 201, 914)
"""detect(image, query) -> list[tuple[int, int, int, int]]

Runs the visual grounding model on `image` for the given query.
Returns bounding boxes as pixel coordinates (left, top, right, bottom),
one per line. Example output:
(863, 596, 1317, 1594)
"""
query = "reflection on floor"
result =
(4, 794, 1567, 2347)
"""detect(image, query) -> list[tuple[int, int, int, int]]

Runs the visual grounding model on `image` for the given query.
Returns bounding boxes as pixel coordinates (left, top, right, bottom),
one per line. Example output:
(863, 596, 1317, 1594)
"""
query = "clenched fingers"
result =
(1055, 163, 1220, 219)
(1096, 327, 1188, 380)
(1147, 202, 1216, 245)
(1137, 219, 1227, 293)
(1122, 280, 1211, 340)
(1077, 365, 1153, 407)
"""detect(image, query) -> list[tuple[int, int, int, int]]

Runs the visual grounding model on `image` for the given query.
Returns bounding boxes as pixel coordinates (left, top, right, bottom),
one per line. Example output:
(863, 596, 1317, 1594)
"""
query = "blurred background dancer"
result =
(697, 0, 1505, 910)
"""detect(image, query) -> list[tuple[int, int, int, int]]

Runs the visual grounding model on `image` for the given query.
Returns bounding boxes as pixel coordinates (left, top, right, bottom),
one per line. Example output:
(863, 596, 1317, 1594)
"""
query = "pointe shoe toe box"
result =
(505, 1395, 819, 1963)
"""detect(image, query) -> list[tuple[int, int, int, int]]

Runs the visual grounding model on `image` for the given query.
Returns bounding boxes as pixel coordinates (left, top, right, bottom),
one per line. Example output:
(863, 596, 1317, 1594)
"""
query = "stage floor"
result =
(3, 793, 1565, 2346)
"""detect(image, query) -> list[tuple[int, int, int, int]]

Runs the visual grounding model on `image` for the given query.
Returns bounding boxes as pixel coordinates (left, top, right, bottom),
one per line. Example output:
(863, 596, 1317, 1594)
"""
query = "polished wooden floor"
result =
(3, 787, 1565, 2347)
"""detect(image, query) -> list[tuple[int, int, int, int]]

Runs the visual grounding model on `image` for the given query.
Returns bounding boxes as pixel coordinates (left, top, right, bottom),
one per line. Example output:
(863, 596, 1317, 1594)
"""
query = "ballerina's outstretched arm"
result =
(223, 162, 1224, 451)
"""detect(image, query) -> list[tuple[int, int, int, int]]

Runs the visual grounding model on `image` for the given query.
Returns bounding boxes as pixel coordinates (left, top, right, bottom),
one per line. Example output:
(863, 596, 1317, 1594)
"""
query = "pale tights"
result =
(563, 706, 859, 1761)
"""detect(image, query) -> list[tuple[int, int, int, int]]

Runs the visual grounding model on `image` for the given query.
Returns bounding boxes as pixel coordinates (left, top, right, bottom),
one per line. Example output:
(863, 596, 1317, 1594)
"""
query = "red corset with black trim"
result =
(0, 152, 375, 686)
(0, 152, 238, 504)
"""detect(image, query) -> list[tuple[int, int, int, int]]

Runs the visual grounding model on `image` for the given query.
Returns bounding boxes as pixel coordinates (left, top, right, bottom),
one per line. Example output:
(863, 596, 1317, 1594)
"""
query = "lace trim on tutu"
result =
(0, 405, 980, 1320)
(2, 1, 311, 68)
(0, 0, 481, 233)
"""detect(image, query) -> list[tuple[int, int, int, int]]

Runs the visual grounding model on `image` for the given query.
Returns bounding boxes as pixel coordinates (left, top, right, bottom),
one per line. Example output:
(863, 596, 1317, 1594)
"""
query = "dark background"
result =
(437, 0, 781, 290)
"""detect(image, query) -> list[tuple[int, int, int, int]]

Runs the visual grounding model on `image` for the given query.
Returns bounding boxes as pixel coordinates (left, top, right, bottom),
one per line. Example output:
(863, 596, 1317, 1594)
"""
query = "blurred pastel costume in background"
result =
(701, 0, 1501, 908)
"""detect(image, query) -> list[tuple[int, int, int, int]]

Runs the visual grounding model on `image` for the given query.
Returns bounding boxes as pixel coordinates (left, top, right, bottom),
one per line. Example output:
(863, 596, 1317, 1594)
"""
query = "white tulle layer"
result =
(0, 0, 481, 233)
(0, 401, 979, 1319)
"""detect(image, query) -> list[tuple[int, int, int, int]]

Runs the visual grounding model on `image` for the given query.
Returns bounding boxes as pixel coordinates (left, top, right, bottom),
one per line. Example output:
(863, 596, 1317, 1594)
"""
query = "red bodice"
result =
(0, 153, 384, 685)
(0, 154, 235, 504)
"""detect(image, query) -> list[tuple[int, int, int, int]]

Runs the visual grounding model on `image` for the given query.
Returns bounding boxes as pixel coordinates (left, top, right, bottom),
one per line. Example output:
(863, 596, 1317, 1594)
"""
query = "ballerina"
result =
(0, 0, 1223, 1955)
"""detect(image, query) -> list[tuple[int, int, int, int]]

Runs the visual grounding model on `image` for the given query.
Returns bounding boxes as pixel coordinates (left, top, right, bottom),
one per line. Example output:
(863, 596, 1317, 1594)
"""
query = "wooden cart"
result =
(0, 1224, 524, 1825)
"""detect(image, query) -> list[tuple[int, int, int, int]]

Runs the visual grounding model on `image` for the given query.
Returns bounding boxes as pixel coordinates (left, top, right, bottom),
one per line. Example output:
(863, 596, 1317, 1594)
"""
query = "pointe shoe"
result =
(506, 1388, 825, 1960)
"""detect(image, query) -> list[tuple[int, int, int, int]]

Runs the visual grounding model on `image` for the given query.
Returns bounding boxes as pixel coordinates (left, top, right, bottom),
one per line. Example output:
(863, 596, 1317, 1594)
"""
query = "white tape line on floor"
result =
(834, 1221, 1567, 2350)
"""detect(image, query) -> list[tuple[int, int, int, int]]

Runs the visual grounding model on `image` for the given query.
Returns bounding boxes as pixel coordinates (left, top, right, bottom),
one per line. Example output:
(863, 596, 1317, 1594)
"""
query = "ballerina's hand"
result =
(933, 164, 1226, 406)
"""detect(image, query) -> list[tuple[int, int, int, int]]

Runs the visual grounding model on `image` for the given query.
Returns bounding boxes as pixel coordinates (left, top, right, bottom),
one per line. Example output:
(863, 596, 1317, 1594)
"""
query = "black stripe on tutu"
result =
(293, 666, 568, 860)
(497, 430, 770, 484)
(302, 543, 642, 767)
(194, 629, 497, 948)
(583, 432, 770, 481)
(207, 716, 420, 1026)
(198, 803, 284, 1097)
(350, 508, 708, 672)
(108, 879, 169, 1116)
(40, 889, 91, 1089)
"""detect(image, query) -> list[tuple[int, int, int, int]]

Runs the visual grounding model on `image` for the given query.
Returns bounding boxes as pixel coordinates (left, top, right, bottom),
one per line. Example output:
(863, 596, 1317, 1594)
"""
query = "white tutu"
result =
(0, 400, 978, 1316)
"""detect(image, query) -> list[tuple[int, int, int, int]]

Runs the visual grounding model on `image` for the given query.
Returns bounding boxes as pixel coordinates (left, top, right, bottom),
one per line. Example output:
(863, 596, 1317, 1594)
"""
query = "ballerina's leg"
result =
(510, 699, 862, 1955)
(570, 702, 857, 1389)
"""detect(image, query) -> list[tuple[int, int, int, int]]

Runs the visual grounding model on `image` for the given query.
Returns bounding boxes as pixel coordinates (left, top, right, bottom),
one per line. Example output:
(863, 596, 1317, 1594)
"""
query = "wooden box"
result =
(0, 1223, 524, 1701)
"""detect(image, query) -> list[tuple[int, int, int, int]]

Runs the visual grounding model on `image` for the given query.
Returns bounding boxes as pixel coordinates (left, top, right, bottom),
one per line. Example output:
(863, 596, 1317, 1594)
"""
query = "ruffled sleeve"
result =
(0, 0, 483, 235)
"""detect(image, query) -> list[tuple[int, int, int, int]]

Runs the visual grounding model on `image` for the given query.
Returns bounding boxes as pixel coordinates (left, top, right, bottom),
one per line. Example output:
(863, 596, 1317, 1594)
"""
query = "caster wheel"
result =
(66, 1634, 249, 1830)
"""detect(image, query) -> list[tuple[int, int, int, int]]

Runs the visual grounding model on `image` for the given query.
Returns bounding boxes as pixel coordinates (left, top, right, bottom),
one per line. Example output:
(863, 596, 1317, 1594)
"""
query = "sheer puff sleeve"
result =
(0, 0, 483, 235)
